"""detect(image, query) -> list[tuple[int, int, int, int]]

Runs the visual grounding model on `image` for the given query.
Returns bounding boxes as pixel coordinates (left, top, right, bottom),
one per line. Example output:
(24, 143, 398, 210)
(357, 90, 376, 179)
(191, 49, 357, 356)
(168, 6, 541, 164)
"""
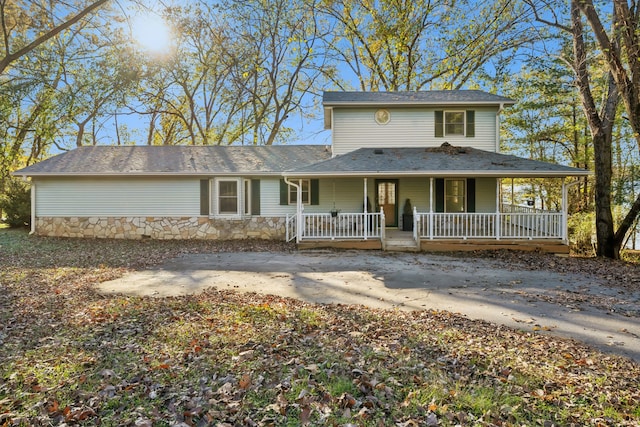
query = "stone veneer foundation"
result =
(35, 216, 287, 240)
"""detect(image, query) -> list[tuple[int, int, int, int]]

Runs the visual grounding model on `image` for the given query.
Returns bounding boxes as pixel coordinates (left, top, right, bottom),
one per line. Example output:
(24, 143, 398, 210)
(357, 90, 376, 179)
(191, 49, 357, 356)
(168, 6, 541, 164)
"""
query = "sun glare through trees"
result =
(130, 13, 173, 55)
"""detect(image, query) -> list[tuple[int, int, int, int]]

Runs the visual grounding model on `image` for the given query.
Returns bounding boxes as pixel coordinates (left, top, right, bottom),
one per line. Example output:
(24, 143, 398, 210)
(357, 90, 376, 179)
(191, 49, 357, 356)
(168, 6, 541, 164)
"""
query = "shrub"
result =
(568, 211, 595, 255)
(0, 177, 31, 228)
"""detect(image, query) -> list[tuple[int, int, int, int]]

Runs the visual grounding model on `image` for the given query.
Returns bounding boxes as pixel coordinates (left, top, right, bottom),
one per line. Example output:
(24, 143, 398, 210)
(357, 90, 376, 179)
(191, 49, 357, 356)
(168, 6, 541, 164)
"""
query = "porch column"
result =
(429, 177, 434, 239)
(495, 178, 501, 240)
(511, 178, 515, 212)
(561, 178, 568, 243)
(298, 179, 303, 243)
(363, 177, 368, 240)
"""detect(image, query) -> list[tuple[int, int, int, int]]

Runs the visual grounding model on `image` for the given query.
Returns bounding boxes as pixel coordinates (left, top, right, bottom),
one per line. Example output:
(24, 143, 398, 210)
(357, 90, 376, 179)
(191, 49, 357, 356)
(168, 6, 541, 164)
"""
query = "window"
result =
(218, 180, 239, 215)
(445, 179, 466, 212)
(444, 111, 465, 136)
(435, 110, 474, 137)
(289, 179, 310, 204)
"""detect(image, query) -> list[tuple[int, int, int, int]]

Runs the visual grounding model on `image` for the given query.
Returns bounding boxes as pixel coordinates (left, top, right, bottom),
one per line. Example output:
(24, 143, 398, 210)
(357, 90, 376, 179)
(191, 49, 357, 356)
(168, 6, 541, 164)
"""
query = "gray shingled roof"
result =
(289, 146, 590, 178)
(13, 145, 331, 176)
(14, 144, 589, 178)
(323, 90, 515, 106)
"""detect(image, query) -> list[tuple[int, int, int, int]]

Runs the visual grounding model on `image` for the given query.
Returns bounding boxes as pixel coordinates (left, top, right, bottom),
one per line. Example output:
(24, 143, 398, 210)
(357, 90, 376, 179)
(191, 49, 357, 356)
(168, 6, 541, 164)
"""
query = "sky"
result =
(114, 0, 332, 147)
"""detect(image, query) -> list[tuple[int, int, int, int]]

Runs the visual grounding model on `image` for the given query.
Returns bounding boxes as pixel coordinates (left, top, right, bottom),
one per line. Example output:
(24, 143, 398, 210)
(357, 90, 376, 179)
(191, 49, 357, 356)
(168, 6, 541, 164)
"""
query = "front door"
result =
(376, 180, 398, 227)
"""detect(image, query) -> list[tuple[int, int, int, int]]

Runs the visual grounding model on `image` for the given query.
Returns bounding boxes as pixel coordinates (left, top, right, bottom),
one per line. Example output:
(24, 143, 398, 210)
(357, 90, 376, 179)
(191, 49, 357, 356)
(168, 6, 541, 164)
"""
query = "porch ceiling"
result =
(286, 146, 591, 179)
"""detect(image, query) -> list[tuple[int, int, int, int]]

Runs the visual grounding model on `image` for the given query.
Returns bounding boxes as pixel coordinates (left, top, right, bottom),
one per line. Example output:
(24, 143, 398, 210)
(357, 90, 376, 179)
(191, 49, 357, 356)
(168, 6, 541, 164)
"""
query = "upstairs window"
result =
(445, 111, 465, 135)
(435, 110, 475, 137)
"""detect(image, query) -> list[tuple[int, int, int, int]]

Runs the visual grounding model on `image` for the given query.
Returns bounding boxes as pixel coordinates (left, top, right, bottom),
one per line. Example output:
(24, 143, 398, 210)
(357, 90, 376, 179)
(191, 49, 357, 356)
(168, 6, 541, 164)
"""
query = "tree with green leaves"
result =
(319, 0, 538, 91)
(529, 0, 640, 258)
(225, 0, 329, 145)
(0, 0, 109, 74)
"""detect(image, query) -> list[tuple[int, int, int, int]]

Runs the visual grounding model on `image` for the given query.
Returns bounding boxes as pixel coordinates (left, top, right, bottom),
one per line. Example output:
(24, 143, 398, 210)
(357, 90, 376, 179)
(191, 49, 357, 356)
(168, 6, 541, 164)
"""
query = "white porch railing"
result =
(287, 210, 385, 241)
(288, 209, 563, 242)
(415, 211, 563, 240)
(286, 213, 297, 242)
(501, 203, 549, 214)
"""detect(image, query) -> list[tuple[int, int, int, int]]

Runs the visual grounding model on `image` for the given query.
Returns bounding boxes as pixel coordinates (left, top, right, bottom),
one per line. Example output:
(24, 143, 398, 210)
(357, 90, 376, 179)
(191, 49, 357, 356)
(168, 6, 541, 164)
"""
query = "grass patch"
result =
(1, 233, 639, 425)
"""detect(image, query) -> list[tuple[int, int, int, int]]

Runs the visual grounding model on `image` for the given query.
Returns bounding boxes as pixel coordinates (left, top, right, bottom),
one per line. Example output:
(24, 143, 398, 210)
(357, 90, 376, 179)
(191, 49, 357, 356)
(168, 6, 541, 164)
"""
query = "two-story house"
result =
(13, 90, 589, 253)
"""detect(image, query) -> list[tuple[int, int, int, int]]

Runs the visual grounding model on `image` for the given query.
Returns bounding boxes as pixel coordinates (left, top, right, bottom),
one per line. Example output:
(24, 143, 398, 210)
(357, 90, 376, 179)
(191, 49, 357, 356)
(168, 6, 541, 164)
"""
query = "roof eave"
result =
(322, 100, 516, 108)
(284, 170, 591, 178)
(13, 171, 287, 178)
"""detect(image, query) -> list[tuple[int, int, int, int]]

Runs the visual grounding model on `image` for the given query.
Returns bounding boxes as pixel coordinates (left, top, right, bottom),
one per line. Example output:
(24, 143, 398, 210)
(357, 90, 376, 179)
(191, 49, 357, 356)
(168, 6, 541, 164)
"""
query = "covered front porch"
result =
(284, 177, 573, 254)
(283, 146, 590, 253)
(286, 206, 568, 254)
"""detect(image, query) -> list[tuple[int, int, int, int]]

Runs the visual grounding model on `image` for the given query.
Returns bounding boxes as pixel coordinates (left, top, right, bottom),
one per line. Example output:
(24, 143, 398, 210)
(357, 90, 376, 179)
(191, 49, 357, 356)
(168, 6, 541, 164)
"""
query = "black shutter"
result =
(310, 179, 320, 205)
(279, 179, 288, 205)
(200, 179, 210, 216)
(435, 111, 444, 137)
(467, 178, 476, 213)
(251, 179, 261, 215)
(435, 178, 445, 212)
(466, 110, 475, 137)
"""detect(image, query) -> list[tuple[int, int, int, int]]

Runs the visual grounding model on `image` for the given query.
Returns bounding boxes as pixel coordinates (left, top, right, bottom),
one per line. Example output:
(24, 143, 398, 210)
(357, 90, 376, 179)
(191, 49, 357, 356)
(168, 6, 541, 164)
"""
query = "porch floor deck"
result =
(418, 239, 569, 254)
(297, 228, 569, 254)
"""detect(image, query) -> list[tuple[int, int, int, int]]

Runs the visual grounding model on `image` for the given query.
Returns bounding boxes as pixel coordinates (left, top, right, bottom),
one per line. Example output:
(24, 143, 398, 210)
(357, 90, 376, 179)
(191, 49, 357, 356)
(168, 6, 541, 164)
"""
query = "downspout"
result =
(496, 102, 504, 153)
(284, 176, 302, 243)
(29, 178, 36, 235)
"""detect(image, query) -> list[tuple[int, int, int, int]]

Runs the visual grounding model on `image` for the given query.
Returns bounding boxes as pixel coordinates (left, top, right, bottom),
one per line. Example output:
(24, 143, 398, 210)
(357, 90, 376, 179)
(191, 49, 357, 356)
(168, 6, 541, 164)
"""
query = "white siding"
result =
(332, 107, 498, 155)
(260, 178, 296, 216)
(261, 178, 372, 216)
(475, 178, 497, 213)
(399, 178, 430, 212)
(221, 177, 497, 217)
(35, 177, 200, 217)
(311, 178, 367, 213)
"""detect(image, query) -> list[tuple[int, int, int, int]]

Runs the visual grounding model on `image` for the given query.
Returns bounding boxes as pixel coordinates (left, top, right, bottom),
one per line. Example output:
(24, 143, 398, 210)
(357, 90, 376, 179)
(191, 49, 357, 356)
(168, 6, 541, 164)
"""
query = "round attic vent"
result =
(374, 109, 390, 125)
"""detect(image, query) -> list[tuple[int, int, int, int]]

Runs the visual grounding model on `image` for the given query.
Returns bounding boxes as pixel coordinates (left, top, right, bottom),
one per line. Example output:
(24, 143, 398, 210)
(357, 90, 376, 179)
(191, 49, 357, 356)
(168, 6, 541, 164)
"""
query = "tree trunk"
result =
(571, 0, 619, 258)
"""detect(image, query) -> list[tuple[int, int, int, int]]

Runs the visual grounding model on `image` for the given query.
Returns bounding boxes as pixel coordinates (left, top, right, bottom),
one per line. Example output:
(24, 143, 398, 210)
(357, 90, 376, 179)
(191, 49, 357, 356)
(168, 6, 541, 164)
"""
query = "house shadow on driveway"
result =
(98, 250, 640, 362)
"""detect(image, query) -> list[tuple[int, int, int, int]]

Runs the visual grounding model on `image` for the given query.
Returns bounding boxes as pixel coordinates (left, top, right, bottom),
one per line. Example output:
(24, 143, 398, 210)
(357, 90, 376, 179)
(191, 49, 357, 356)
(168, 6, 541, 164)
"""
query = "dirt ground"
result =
(98, 250, 640, 362)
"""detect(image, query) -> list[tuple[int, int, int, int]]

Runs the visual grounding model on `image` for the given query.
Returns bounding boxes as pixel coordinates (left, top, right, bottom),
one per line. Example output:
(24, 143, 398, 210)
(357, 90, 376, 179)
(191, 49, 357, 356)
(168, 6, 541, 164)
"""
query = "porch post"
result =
(380, 206, 386, 244)
(562, 178, 568, 243)
(511, 178, 515, 212)
(495, 178, 501, 240)
(429, 177, 434, 239)
(363, 177, 368, 240)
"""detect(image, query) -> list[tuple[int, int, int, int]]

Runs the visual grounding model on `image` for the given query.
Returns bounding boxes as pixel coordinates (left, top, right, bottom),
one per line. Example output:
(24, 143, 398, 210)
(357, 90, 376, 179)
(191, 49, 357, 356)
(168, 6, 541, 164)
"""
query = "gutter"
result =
(11, 171, 289, 178)
(281, 170, 592, 179)
(496, 102, 504, 152)
(322, 101, 517, 108)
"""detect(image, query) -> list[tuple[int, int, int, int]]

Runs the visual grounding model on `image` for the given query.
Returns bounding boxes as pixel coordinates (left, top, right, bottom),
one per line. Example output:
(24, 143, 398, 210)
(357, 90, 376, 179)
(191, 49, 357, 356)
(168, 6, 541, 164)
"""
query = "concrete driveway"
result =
(98, 250, 640, 362)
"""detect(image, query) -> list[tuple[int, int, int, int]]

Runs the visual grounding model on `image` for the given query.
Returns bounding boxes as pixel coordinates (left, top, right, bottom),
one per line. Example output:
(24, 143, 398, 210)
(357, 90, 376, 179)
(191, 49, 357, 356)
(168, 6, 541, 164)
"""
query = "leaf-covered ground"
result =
(1, 229, 639, 426)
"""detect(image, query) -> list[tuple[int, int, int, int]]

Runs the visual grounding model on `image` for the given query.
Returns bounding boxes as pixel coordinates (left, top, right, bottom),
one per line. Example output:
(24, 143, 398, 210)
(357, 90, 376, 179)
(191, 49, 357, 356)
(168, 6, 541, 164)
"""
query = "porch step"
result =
(384, 238, 420, 252)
